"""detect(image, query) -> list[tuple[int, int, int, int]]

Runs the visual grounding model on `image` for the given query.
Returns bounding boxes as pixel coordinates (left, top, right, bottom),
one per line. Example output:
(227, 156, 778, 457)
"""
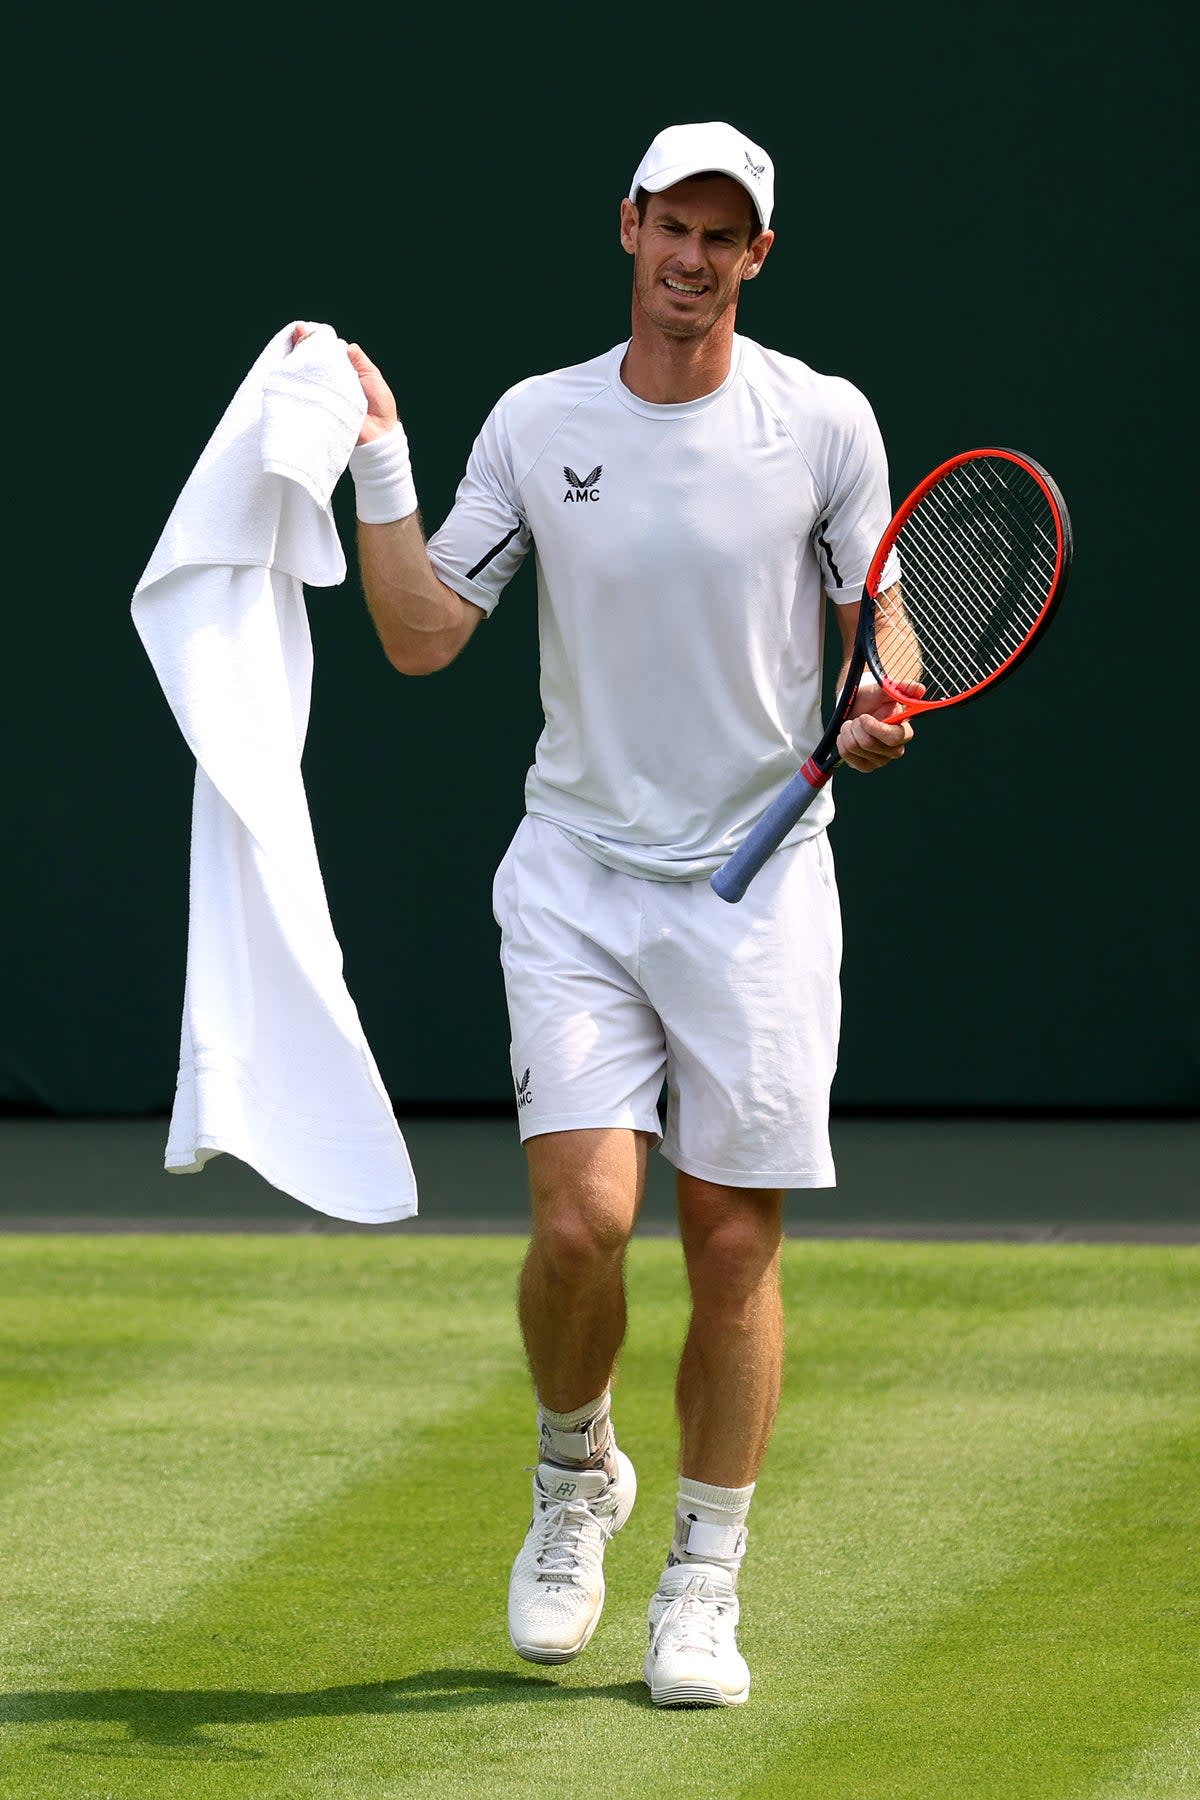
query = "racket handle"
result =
(710, 759, 829, 903)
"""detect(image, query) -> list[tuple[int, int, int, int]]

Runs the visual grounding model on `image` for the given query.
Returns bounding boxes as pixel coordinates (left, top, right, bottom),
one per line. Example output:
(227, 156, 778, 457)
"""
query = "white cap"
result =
(628, 121, 774, 231)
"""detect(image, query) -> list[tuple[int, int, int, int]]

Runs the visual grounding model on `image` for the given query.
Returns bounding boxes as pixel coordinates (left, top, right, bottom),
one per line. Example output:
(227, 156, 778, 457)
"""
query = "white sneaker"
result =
(644, 1563, 751, 1706)
(507, 1450, 637, 1663)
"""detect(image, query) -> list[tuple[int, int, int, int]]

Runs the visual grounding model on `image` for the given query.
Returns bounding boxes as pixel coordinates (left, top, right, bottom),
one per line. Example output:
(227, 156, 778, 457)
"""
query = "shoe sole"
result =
(646, 1673, 751, 1708)
(508, 1450, 637, 1665)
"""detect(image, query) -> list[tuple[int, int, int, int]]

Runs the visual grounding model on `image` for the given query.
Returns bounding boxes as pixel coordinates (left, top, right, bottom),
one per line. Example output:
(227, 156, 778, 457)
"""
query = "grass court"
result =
(1, 1231, 1196, 1797)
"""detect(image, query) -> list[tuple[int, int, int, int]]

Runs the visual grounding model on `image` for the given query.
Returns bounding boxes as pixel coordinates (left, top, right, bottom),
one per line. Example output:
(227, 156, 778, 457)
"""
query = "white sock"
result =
(536, 1389, 613, 1468)
(669, 1476, 755, 1574)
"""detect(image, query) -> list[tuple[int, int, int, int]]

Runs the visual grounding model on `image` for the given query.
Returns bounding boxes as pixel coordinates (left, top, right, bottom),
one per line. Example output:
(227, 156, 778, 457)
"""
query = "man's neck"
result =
(619, 317, 737, 405)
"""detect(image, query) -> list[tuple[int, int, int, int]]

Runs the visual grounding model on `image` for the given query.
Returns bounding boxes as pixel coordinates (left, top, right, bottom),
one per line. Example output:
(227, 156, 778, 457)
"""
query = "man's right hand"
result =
(290, 324, 398, 444)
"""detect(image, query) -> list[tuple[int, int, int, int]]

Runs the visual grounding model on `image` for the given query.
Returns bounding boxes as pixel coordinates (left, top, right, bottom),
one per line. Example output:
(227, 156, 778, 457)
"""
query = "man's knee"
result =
(530, 1197, 633, 1280)
(525, 1129, 645, 1281)
(679, 1183, 784, 1311)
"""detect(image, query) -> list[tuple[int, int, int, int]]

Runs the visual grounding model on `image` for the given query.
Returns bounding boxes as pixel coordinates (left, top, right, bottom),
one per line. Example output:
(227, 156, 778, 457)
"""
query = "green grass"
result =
(0, 1235, 1196, 1798)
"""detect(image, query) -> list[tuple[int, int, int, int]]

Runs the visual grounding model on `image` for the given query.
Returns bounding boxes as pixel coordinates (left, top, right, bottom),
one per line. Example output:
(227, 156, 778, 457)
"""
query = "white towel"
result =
(131, 321, 417, 1225)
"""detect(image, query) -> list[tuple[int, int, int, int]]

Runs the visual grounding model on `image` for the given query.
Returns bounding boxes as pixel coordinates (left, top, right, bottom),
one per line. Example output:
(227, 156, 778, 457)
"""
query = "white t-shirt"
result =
(427, 335, 891, 880)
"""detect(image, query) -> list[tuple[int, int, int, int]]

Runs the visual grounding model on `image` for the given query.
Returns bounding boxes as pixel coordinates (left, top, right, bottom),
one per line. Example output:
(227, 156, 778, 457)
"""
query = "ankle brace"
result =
(669, 1477, 754, 1571)
(537, 1391, 613, 1468)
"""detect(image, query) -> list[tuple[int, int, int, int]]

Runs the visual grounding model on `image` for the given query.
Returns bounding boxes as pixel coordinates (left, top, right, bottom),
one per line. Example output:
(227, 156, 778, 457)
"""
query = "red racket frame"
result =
(863, 446, 1072, 719)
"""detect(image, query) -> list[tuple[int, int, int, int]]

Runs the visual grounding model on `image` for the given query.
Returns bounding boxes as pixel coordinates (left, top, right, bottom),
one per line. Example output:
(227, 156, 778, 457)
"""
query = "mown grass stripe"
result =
(1089, 1697, 1200, 1800)
(740, 1431, 1200, 1799)
(0, 1236, 528, 1689)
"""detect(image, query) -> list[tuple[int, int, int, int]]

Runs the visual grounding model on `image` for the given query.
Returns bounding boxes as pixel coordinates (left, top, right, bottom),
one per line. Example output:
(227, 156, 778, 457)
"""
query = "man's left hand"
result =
(836, 681, 923, 773)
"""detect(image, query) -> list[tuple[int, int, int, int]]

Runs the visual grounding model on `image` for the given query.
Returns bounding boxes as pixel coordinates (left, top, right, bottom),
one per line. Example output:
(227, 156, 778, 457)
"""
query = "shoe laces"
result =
(530, 1493, 612, 1586)
(651, 1576, 730, 1659)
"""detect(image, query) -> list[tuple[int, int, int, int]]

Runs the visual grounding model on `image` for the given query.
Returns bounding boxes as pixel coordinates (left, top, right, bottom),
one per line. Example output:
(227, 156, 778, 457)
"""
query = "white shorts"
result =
(491, 816, 842, 1189)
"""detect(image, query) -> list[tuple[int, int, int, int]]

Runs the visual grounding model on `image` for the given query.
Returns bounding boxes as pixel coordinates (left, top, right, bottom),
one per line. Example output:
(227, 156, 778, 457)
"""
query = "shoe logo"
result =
(516, 1067, 533, 1107)
(744, 150, 765, 181)
(551, 1478, 578, 1498)
(563, 464, 602, 503)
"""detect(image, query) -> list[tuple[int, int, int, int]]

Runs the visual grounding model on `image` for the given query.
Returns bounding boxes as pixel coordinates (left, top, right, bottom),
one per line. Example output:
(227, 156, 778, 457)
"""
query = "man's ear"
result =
(745, 228, 775, 281)
(619, 197, 639, 257)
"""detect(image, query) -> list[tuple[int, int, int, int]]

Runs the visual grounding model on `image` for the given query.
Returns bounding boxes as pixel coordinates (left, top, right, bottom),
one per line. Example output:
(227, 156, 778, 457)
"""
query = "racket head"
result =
(862, 448, 1072, 718)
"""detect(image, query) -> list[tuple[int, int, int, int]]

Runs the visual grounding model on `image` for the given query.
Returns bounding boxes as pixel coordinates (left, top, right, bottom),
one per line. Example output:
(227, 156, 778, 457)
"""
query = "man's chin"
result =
(650, 305, 713, 340)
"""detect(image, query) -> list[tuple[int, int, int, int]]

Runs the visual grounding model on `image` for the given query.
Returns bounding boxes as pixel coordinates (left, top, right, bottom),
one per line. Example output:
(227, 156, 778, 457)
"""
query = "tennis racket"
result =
(710, 447, 1073, 904)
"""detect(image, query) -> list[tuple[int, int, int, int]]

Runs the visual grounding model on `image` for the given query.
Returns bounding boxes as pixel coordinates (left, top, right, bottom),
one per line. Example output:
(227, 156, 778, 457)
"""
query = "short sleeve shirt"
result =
(426, 335, 891, 879)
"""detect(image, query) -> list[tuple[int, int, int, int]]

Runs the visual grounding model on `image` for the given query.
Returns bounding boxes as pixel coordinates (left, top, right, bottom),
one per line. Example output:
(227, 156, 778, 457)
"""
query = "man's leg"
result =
(508, 1127, 649, 1665)
(644, 1174, 785, 1708)
(518, 1126, 649, 1409)
(674, 1174, 785, 1486)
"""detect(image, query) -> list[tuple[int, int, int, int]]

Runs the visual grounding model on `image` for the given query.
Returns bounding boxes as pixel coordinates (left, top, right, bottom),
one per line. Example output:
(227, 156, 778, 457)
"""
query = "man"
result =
(325, 121, 914, 1707)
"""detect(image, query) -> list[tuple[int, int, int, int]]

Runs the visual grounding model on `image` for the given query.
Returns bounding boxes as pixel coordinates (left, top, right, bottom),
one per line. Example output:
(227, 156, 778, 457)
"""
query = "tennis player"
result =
(324, 120, 914, 1708)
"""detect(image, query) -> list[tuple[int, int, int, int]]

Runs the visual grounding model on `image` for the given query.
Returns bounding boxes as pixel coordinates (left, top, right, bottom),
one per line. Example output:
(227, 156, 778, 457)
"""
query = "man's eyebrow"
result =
(656, 212, 743, 236)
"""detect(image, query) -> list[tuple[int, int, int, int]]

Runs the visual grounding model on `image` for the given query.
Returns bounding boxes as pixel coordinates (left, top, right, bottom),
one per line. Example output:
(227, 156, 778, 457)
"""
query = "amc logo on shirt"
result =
(563, 464, 603, 501)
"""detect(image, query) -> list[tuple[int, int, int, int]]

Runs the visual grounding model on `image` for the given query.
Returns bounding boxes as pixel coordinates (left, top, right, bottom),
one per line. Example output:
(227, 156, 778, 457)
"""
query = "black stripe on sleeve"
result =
(466, 523, 523, 582)
(816, 520, 844, 589)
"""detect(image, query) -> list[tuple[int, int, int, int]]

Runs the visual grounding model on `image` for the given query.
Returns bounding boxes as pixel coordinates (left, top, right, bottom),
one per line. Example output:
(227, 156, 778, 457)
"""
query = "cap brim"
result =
(632, 160, 769, 227)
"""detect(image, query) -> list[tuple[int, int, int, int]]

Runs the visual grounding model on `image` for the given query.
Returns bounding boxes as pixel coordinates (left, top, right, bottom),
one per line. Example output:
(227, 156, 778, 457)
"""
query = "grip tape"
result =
(710, 759, 829, 904)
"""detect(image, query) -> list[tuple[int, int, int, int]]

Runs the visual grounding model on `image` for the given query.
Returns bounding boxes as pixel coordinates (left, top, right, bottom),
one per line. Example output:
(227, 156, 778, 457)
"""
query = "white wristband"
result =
(349, 424, 419, 523)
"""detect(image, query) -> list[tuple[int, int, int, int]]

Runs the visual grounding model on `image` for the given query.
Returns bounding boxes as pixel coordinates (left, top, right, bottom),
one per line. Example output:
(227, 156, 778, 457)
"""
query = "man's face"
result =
(620, 176, 773, 341)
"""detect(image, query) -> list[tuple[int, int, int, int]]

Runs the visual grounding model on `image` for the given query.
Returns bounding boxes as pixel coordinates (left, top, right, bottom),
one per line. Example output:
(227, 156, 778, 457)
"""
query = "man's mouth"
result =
(663, 277, 706, 297)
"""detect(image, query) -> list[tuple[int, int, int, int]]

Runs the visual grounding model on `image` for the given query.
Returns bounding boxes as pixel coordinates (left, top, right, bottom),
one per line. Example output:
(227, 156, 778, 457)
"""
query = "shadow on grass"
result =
(0, 1670, 652, 1762)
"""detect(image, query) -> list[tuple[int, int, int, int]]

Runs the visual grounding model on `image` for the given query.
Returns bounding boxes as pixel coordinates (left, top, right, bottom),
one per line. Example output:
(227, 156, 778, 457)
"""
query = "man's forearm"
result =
(358, 515, 482, 675)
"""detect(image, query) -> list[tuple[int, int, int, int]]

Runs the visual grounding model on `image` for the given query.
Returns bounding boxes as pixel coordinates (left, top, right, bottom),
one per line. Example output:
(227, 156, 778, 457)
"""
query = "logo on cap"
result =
(744, 149, 765, 181)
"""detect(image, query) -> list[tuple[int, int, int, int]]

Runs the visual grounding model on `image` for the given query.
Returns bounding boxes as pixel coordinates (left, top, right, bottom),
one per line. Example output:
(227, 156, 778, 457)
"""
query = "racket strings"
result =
(872, 458, 1059, 701)
(884, 472, 1053, 685)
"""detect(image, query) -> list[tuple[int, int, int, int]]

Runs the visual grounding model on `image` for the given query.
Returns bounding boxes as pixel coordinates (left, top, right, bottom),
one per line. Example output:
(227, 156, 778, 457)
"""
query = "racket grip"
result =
(710, 760, 829, 903)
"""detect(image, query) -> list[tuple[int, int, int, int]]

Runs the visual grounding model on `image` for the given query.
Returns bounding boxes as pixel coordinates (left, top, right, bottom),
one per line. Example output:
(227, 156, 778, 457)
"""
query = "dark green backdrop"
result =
(6, 2, 1194, 1115)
